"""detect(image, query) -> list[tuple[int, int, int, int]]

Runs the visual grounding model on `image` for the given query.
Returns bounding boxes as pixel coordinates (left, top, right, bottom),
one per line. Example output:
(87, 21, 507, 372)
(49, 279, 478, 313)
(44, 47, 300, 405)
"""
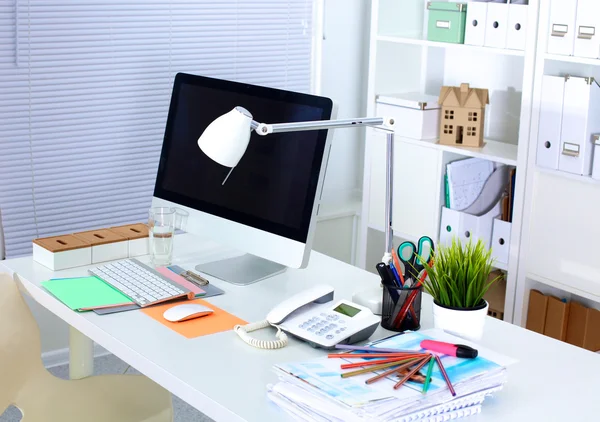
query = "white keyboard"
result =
(89, 259, 193, 307)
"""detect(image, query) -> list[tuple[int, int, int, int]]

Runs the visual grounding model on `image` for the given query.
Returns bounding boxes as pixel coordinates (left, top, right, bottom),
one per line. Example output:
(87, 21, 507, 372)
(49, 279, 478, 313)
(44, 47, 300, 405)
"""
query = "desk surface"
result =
(2, 233, 600, 421)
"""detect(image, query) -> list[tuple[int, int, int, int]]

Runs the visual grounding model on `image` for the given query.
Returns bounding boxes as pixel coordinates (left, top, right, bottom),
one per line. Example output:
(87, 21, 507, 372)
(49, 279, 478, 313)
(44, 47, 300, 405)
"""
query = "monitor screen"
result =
(154, 73, 333, 243)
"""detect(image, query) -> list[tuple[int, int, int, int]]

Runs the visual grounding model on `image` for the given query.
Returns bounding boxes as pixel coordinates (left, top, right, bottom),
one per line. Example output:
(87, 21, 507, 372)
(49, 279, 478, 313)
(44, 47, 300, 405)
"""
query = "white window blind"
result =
(0, 0, 314, 258)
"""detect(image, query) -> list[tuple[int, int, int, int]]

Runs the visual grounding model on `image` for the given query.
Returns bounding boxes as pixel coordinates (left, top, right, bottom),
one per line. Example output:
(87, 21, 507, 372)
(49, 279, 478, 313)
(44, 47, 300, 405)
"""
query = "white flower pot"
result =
(432, 300, 489, 342)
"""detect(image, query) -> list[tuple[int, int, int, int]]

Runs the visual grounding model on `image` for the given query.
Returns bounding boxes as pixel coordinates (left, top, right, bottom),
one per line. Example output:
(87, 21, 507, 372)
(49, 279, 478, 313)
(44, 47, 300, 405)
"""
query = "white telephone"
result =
(234, 285, 380, 349)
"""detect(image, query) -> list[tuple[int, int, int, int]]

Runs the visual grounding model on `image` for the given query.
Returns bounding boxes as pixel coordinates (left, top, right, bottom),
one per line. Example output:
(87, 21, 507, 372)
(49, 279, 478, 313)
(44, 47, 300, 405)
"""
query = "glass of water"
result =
(149, 207, 175, 266)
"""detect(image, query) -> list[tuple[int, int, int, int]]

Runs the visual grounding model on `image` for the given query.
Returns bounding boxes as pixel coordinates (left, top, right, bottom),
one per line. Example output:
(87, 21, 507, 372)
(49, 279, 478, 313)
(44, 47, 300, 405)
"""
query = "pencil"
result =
(393, 356, 431, 390)
(391, 249, 405, 285)
(335, 344, 418, 354)
(341, 357, 420, 378)
(340, 355, 425, 369)
(422, 356, 435, 394)
(365, 357, 425, 385)
(328, 353, 429, 359)
(435, 355, 456, 396)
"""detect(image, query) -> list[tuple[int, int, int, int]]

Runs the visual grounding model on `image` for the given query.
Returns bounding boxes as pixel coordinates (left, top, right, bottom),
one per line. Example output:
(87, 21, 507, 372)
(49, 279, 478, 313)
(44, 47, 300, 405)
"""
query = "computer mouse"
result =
(163, 304, 214, 322)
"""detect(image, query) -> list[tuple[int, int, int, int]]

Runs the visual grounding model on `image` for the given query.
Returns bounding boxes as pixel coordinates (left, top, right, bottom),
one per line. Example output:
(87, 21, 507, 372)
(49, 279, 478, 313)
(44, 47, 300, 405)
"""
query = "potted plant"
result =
(421, 238, 502, 341)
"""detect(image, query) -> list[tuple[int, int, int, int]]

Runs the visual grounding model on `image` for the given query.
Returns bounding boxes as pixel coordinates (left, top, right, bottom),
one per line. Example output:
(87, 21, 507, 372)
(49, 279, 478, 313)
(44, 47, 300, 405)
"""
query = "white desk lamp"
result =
(198, 106, 396, 314)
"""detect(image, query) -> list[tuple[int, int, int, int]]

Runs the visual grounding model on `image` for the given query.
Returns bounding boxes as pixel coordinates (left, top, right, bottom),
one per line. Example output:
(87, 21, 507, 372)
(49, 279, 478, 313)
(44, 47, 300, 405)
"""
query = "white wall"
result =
(319, 0, 371, 203)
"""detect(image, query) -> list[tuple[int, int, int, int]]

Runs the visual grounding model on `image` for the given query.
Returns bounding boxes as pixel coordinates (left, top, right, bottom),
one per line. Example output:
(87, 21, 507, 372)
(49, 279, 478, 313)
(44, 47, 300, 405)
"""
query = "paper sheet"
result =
(447, 158, 494, 211)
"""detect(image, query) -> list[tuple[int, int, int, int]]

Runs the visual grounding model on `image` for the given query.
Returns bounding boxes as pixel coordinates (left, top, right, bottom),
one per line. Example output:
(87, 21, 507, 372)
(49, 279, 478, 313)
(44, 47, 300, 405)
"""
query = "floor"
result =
(0, 354, 213, 422)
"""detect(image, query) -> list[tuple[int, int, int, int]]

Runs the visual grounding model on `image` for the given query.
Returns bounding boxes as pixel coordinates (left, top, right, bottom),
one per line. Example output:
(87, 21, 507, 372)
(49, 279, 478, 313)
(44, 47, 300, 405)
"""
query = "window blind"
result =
(0, 0, 314, 258)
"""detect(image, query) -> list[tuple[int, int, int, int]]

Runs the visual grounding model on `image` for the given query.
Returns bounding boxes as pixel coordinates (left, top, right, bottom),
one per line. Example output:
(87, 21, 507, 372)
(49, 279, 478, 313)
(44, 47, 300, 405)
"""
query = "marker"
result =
(420, 340, 478, 359)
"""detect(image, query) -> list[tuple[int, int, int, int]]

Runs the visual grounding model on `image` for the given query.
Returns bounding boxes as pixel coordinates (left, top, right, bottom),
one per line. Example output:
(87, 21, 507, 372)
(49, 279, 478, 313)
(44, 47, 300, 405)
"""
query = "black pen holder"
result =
(381, 285, 422, 332)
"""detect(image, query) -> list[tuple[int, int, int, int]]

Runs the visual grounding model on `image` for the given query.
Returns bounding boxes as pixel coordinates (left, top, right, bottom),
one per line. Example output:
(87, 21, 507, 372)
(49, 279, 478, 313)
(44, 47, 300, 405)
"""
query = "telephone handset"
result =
(234, 285, 380, 349)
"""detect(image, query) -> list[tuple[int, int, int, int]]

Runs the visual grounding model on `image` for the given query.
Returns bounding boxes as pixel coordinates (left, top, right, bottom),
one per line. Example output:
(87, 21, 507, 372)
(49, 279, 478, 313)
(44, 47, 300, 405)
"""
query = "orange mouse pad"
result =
(142, 298, 247, 339)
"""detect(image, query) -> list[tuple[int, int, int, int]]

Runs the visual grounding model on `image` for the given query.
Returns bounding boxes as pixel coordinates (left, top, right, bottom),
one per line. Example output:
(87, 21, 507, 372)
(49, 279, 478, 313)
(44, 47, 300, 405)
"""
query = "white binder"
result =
(484, 3, 509, 49)
(536, 75, 565, 170)
(464, 2, 488, 47)
(491, 218, 511, 265)
(574, 0, 600, 59)
(439, 200, 502, 250)
(506, 4, 528, 51)
(547, 0, 578, 56)
(558, 76, 600, 176)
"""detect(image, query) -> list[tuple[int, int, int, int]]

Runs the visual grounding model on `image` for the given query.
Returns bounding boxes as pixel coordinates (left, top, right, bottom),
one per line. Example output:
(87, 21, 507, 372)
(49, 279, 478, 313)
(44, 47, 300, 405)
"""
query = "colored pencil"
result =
(365, 357, 425, 385)
(422, 356, 435, 394)
(335, 344, 417, 354)
(328, 353, 428, 359)
(341, 357, 420, 378)
(391, 249, 406, 285)
(435, 355, 456, 396)
(340, 355, 425, 369)
(393, 356, 431, 390)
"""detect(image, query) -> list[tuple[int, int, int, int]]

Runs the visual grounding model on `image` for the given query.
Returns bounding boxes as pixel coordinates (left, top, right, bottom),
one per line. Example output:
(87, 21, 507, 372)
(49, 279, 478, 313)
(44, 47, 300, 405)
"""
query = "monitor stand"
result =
(195, 254, 286, 286)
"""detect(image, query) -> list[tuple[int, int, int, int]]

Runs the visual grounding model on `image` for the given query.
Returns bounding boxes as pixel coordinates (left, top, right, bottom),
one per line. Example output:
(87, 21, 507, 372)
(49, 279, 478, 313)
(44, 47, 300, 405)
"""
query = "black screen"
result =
(154, 73, 333, 243)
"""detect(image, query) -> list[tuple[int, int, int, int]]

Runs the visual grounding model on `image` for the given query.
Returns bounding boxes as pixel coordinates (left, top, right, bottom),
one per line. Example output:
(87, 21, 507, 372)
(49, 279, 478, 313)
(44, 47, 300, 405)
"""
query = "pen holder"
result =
(381, 285, 422, 332)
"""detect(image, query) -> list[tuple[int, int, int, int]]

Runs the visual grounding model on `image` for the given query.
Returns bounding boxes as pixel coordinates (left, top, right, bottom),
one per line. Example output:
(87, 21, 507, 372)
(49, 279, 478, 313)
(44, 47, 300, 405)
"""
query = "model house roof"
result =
(438, 83, 489, 108)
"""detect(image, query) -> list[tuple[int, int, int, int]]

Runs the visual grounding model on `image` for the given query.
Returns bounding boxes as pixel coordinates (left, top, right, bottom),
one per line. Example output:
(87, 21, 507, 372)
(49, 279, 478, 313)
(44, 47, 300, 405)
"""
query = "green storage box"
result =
(427, 2, 467, 44)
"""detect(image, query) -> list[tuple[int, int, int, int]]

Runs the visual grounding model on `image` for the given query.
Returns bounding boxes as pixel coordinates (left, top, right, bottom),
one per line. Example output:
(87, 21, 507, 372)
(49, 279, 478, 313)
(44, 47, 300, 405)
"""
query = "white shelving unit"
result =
(358, 0, 541, 323)
(512, 0, 600, 327)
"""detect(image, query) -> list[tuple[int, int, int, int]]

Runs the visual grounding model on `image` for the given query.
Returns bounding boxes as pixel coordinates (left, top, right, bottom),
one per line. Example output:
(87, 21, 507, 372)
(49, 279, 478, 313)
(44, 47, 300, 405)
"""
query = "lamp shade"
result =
(197, 106, 253, 168)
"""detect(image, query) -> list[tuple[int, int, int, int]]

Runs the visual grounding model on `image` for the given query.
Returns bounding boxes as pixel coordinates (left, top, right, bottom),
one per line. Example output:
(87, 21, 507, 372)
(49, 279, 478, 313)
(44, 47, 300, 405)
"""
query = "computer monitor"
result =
(152, 73, 333, 285)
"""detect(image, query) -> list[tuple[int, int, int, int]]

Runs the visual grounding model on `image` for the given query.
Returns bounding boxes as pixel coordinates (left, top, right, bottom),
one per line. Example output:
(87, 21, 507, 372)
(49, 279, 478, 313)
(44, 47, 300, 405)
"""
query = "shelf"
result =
(317, 199, 361, 222)
(494, 262, 508, 271)
(545, 53, 600, 66)
(396, 136, 519, 167)
(527, 272, 600, 304)
(536, 167, 600, 185)
(377, 35, 526, 57)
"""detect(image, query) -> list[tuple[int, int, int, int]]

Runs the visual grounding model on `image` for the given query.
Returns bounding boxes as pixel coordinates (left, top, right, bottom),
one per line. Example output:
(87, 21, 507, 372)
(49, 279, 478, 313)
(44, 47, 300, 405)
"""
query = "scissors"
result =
(397, 236, 435, 284)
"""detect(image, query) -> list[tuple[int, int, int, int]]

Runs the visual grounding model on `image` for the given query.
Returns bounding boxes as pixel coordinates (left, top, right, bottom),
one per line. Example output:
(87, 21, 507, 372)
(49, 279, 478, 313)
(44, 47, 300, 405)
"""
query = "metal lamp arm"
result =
(252, 117, 394, 135)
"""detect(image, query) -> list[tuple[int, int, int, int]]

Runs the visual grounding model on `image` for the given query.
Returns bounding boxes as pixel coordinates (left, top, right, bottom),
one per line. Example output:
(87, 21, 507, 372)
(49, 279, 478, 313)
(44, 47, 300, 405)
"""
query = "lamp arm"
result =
(253, 117, 394, 135)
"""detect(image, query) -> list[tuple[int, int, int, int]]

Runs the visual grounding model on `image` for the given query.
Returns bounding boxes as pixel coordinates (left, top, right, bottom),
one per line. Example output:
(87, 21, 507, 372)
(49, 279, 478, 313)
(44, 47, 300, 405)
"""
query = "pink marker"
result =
(420, 340, 478, 359)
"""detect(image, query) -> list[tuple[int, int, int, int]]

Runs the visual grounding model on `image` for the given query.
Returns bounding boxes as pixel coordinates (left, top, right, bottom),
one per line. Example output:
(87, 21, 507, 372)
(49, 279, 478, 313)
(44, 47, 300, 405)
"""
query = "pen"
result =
(422, 356, 435, 394)
(435, 355, 456, 396)
(341, 357, 420, 378)
(340, 355, 425, 369)
(393, 356, 431, 390)
(335, 344, 417, 354)
(375, 263, 394, 287)
(391, 249, 406, 285)
(365, 358, 423, 385)
(421, 340, 478, 359)
(389, 264, 402, 286)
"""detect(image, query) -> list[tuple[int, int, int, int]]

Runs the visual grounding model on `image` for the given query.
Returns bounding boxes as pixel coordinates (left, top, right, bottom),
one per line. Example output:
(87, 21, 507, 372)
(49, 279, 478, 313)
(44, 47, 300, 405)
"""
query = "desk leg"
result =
(69, 326, 94, 379)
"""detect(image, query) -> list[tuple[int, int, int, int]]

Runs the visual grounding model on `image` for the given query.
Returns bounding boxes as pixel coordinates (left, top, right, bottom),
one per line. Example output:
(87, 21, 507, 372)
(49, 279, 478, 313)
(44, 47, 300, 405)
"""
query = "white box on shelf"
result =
(109, 223, 149, 257)
(484, 3, 509, 49)
(73, 229, 128, 264)
(439, 200, 502, 250)
(376, 93, 440, 140)
(574, 0, 600, 59)
(558, 76, 600, 176)
(547, 0, 578, 56)
(536, 75, 565, 170)
(32, 235, 91, 271)
(592, 135, 600, 180)
(464, 2, 488, 47)
(506, 4, 528, 51)
(490, 218, 511, 265)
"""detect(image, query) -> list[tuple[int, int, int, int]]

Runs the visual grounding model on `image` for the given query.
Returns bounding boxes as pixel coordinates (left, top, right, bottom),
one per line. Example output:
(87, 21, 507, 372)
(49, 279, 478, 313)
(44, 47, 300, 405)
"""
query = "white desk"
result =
(2, 233, 600, 421)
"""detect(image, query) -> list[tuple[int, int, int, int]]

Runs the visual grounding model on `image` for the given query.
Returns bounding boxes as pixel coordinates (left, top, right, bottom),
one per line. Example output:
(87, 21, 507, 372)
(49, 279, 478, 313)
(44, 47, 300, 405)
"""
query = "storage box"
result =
(376, 93, 440, 140)
(33, 234, 91, 270)
(427, 2, 467, 44)
(574, 0, 600, 59)
(591, 135, 600, 180)
(536, 75, 565, 170)
(484, 2, 509, 49)
(526, 290, 548, 334)
(73, 229, 128, 263)
(566, 301, 588, 348)
(558, 76, 600, 176)
(490, 218, 511, 265)
(547, 0, 577, 56)
(109, 223, 149, 257)
(484, 270, 506, 320)
(464, 2, 487, 47)
(544, 296, 570, 341)
(506, 4, 528, 51)
(439, 199, 501, 250)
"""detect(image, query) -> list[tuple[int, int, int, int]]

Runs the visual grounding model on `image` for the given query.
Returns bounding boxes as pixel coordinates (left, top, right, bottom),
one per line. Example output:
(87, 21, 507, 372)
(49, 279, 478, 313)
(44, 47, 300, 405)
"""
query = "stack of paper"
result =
(446, 158, 494, 211)
(268, 330, 514, 422)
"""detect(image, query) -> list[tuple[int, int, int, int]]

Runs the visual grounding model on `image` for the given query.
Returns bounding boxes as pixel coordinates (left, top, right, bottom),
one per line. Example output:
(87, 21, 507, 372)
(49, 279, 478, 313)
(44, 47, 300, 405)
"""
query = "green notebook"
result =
(42, 276, 133, 311)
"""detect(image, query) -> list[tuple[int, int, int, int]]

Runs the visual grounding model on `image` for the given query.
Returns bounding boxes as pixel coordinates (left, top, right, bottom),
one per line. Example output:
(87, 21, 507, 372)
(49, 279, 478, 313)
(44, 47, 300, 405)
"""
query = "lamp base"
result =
(352, 285, 383, 316)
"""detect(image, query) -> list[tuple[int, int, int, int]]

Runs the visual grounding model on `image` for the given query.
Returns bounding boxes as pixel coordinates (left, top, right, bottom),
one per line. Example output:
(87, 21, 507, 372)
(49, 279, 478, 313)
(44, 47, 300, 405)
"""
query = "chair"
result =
(0, 273, 173, 422)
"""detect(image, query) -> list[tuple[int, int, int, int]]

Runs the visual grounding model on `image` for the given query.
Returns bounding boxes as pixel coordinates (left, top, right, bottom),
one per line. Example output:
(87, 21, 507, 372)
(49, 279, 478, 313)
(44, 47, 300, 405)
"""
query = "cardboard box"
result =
(526, 290, 548, 334)
(32, 234, 91, 270)
(438, 83, 489, 148)
(583, 308, 600, 352)
(566, 301, 588, 348)
(73, 229, 128, 263)
(109, 223, 149, 257)
(484, 270, 506, 320)
(544, 296, 570, 341)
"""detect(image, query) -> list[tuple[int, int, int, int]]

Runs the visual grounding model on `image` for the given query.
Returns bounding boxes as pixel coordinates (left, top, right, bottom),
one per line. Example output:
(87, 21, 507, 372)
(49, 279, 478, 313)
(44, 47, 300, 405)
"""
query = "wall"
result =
(10, 1, 371, 358)
(319, 0, 371, 203)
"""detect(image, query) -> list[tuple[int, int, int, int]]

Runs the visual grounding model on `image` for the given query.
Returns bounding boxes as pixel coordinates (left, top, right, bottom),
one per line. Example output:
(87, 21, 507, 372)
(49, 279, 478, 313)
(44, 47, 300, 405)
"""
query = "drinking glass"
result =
(171, 207, 189, 231)
(148, 207, 175, 266)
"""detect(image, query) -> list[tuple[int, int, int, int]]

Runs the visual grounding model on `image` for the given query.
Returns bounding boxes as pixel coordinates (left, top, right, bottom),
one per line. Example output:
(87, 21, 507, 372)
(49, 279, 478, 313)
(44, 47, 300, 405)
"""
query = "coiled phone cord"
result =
(234, 320, 289, 349)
